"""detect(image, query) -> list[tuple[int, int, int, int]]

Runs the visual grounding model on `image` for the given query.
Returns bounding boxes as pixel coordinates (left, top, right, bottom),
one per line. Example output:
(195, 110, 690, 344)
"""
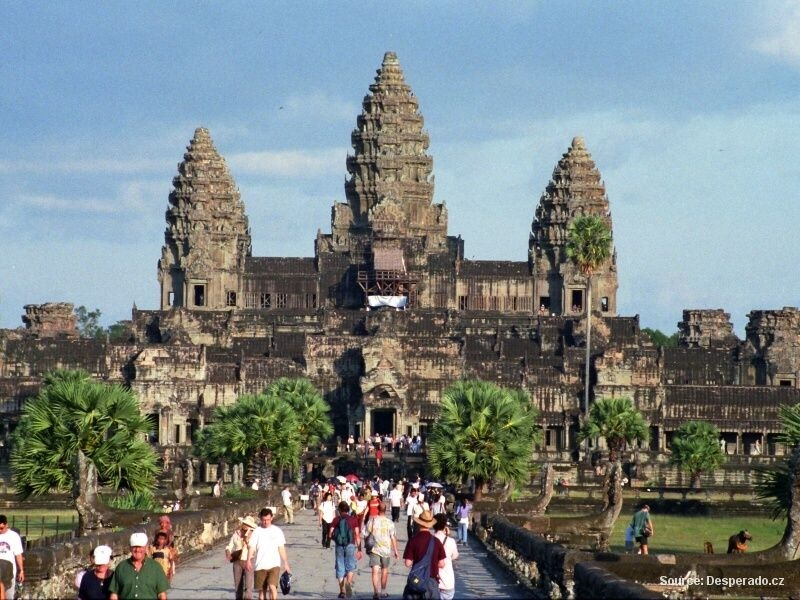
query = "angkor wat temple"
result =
(2, 52, 799, 485)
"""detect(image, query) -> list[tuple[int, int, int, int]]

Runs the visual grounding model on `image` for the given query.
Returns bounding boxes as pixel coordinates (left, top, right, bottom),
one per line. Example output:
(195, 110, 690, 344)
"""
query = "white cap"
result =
(129, 532, 149, 547)
(93, 545, 112, 565)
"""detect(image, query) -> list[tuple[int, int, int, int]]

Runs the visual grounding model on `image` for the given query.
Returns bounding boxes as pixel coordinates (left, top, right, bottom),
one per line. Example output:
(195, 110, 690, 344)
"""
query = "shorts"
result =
(335, 544, 357, 579)
(0, 560, 12, 588)
(635, 535, 648, 544)
(369, 553, 391, 569)
(254, 566, 280, 590)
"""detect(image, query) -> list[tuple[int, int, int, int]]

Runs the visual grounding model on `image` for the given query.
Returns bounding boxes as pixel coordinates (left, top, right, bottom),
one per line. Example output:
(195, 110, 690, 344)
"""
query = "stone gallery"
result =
(2, 52, 799, 484)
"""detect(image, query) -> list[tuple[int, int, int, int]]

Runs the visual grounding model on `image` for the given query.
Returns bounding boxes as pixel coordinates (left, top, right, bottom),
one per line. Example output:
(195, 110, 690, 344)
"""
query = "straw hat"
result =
(239, 515, 258, 529)
(413, 509, 436, 528)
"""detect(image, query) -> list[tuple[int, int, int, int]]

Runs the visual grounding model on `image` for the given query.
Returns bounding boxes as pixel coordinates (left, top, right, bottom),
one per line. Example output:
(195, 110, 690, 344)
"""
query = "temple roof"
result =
(344, 52, 435, 223)
(530, 136, 612, 252)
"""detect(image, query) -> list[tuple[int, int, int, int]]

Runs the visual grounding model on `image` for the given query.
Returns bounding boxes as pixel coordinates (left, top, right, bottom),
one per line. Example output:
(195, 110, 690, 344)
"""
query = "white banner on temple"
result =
(367, 295, 408, 309)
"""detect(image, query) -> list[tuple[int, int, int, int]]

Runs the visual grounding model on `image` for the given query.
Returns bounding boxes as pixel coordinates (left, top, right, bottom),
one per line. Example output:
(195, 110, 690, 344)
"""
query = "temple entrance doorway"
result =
(372, 409, 395, 436)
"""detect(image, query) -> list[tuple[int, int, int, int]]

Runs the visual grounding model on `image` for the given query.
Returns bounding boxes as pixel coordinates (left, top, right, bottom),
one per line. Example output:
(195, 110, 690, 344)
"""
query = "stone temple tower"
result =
(528, 136, 618, 316)
(321, 51, 451, 308)
(158, 128, 252, 311)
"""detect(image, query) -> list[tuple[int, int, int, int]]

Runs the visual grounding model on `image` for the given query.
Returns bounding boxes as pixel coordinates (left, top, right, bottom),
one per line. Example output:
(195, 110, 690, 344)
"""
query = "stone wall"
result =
(475, 513, 661, 600)
(24, 496, 269, 600)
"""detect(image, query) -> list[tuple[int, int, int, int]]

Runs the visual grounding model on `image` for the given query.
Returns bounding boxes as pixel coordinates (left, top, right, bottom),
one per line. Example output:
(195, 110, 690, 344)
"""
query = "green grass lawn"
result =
(5, 509, 78, 541)
(609, 513, 785, 555)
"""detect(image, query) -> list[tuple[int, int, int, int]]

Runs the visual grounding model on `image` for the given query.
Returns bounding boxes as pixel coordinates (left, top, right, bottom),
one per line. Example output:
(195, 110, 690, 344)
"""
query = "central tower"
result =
(320, 52, 452, 308)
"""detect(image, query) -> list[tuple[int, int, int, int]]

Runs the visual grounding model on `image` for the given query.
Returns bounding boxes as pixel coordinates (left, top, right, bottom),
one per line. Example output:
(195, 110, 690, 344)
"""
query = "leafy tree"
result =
(642, 328, 679, 348)
(756, 403, 800, 519)
(265, 378, 333, 450)
(669, 420, 726, 489)
(10, 369, 158, 534)
(578, 396, 649, 463)
(74, 305, 104, 339)
(106, 321, 133, 342)
(427, 380, 541, 501)
(194, 393, 302, 490)
(566, 215, 613, 417)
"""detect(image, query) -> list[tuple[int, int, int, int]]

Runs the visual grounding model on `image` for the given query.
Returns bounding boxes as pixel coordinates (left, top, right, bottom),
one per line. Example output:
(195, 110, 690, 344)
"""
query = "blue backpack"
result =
(333, 517, 353, 546)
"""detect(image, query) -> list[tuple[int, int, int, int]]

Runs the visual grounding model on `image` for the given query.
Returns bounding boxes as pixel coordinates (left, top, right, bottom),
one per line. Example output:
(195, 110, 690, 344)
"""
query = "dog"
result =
(727, 530, 752, 553)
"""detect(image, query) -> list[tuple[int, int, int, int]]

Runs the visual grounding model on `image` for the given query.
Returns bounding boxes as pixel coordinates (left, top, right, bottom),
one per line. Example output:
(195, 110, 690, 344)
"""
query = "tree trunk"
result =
(73, 449, 104, 535)
(778, 445, 800, 560)
(584, 278, 593, 417)
(473, 477, 485, 501)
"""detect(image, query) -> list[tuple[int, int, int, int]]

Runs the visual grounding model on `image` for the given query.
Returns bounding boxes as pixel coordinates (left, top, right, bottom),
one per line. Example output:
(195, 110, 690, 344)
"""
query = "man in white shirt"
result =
(281, 485, 294, 524)
(0, 515, 24, 600)
(388, 484, 403, 522)
(405, 488, 420, 539)
(247, 508, 291, 600)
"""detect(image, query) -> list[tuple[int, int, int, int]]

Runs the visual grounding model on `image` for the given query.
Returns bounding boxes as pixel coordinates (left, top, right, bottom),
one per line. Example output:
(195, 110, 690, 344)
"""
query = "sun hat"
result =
(413, 509, 436, 528)
(93, 545, 112, 565)
(129, 532, 149, 547)
(239, 515, 258, 529)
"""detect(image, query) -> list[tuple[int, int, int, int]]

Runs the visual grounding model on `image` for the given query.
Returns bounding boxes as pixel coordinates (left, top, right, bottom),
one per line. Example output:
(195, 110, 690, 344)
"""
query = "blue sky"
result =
(1, 1, 799, 336)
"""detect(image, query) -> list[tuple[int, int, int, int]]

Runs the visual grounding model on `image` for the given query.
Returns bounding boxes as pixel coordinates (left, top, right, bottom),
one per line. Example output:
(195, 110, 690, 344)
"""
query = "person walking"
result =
(630, 504, 654, 555)
(319, 491, 337, 549)
(281, 485, 295, 525)
(389, 483, 403, 523)
(433, 514, 459, 600)
(225, 515, 257, 600)
(454, 498, 472, 545)
(405, 488, 420, 540)
(329, 501, 362, 598)
(247, 508, 292, 600)
(149, 531, 176, 582)
(77, 545, 114, 600)
(402, 509, 445, 600)
(0, 516, 24, 600)
(109, 532, 170, 600)
(366, 500, 398, 600)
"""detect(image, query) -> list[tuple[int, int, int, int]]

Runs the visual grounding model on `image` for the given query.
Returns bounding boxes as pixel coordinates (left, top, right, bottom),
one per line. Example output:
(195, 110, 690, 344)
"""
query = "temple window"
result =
(193, 284, 206, 307)
(259, 293, 271, 308)
(276, 293, 287, 308)
(601, 297, 609, 312)
(306, 293, 317, 308)
(167, 292, 174, 307)
(458, 296, 468, 310)
(571, 290, 583, 312)
(226, 291, 237, 307)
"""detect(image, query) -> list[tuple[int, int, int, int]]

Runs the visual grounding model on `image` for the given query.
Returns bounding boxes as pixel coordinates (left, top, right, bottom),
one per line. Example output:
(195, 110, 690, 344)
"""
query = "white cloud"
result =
(278, 91, 358, 123)
(13, 180, 164, 215)
(229, 148, 346, 178)
(0, 158, 166, 175)
(751, 1, 800, 66)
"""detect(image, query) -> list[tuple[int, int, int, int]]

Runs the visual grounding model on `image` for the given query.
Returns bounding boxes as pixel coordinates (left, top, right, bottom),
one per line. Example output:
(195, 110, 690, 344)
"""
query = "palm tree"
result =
(754, 403, 800, 560)
(669, 421, 726, 489)
(265, 378, 333, 451)
(756, 403, 800, 519)
(10, 369, 158, 534)
(427, 380, 541, 501)
(194, 393, 303, 491)
(578, 396, 649, 463)
(566, 214, 613, 418)
(265, 378, 333, 484)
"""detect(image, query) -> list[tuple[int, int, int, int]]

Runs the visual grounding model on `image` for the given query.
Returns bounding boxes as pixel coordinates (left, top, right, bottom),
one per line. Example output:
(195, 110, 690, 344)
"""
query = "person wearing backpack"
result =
(402, 509, 446, 600)
(328, 501, 362, 598)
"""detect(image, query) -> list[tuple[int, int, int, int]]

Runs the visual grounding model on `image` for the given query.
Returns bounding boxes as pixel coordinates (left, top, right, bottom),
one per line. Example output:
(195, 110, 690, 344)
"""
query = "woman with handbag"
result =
(225, 516, 257, 600)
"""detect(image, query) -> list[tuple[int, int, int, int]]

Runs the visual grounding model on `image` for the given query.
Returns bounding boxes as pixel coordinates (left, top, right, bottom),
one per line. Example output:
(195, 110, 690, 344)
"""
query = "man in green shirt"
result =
(630, 504, 654, 555)
(109, 532, 170, 600)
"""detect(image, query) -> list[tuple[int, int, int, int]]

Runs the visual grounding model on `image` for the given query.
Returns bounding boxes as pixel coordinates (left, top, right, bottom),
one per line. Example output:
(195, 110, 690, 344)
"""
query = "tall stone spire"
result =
(344, 51, 435, 225)
(328, 52, 447, 262)
(529, 137, 617, 315)
(158, 127, 252, 310)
